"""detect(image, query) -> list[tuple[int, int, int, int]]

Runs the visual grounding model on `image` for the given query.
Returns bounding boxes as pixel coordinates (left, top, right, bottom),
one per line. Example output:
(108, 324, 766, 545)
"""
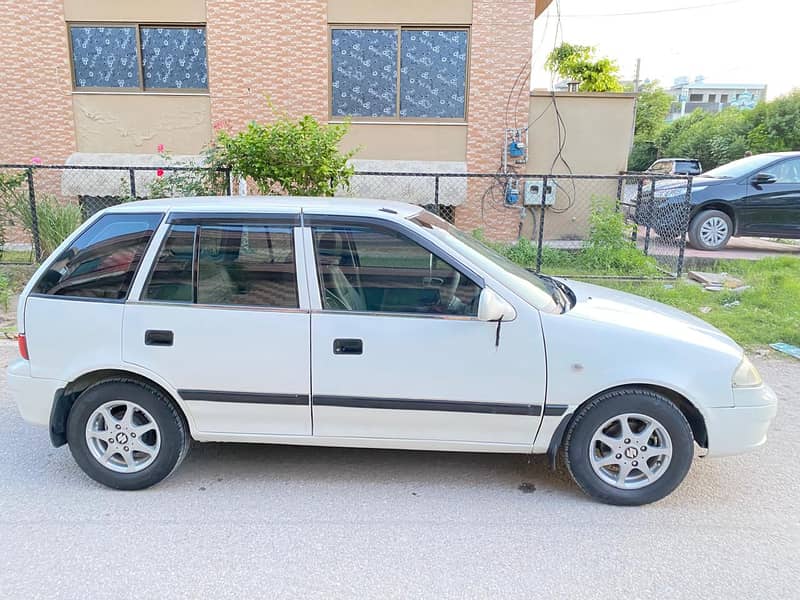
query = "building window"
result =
(708, 93, 716, 102)
(721, 94, 729, 103)
(689, 93, 703, 102)
(331, 27, 469, 120)
(68, 24, 208, 92)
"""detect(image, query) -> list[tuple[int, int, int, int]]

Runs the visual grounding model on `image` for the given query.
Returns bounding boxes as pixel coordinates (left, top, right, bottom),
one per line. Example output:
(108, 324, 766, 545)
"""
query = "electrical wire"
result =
(558, 0, 744, 18)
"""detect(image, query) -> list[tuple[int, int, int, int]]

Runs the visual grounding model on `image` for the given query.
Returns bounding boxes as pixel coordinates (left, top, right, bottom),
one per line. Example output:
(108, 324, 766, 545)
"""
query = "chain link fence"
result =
(0, 164, 692, 277)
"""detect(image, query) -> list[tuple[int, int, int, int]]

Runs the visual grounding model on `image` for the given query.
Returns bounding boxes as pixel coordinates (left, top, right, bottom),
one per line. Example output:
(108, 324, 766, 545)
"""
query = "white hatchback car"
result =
(7, 197, 777, 505)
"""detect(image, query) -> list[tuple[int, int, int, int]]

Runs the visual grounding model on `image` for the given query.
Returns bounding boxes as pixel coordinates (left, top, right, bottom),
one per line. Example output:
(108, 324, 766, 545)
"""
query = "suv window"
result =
(33, 213, 162, 299)
(676, 160, 700, 174)
(648, 161, 672, 174)
(143, 223, 299, 308)
(312, 224, 481, 316)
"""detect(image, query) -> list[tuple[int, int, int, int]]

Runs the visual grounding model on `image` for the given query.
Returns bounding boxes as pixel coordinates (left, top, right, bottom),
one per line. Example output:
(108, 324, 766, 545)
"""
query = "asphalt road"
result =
(1, 341, 797, 599)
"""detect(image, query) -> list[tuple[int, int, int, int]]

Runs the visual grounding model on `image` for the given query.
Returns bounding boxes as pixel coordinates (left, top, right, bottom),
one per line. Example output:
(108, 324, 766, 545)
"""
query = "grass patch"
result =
(0, 273, 10, 311)
(596, 257, 800, 348)
(0, 249, 34, 264)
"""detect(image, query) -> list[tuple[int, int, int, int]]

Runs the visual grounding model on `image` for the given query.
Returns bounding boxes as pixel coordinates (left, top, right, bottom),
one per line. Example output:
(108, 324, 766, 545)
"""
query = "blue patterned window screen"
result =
(400, 30, 468, 119)
(331, 29, 398, 118)
(141, 27, 208, 90)
(70, 26, 140, 88)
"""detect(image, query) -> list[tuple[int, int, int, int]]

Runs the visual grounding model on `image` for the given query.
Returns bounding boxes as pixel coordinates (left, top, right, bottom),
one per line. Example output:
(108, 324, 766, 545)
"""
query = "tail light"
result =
(18, 334, 29, 360)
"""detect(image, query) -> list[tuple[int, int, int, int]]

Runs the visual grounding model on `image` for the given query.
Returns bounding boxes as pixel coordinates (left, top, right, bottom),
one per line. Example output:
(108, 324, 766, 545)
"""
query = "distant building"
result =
(666, 76, 767, 121)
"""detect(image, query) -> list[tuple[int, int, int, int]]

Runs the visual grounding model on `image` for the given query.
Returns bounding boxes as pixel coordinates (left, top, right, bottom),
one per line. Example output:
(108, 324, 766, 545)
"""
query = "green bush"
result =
(0, 273, 9, 311)
(472, 199, 660, 277)
(211, 113, 356, 196)
(7, 193, 82, 257)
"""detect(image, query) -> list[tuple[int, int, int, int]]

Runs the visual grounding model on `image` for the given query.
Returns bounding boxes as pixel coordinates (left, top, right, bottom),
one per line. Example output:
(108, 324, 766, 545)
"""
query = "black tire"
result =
(66, 379, 190, 490)
(687, 209, 733, 250)
(564, 388, 694, 506)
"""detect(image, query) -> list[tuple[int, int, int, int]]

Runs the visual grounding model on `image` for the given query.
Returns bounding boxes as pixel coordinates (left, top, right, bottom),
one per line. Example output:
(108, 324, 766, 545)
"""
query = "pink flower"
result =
(30, 156, 42, 165)
(156, 169, 164, 177)
(157, 144, 165, 153)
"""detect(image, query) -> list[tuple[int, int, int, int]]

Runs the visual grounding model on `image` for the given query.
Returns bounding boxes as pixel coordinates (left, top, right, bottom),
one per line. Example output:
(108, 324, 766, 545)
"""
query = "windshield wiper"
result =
(539, 275, 571, 312)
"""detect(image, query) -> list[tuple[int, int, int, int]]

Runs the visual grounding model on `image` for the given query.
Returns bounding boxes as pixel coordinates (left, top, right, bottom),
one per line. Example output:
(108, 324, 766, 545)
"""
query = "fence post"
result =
(535, 175, 548, 274)
(128, 168, 136, 199)
(615, 176, 624, 212)
(433, 175, 440, 216)
(26, 168, 42, 261)
(631, 178, 644, 243)
(676, 176, 692, 278)
(643, 178, 656, 255)
(224, 168, 232, 195)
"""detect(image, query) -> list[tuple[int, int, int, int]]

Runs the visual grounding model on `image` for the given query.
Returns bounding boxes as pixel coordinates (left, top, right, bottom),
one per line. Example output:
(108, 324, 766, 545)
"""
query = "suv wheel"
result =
(688, 209, 733, 250)
(66, 379, 190, 490)
(564, 388, 694, 506)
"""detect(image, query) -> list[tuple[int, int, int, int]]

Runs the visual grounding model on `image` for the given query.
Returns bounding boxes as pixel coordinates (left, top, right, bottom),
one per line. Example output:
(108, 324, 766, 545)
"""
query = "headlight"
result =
(732, 355, 762, 388)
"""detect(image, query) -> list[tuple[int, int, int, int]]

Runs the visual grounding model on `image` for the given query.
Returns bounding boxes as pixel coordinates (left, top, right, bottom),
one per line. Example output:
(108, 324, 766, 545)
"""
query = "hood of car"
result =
(560, 280, 743, 359)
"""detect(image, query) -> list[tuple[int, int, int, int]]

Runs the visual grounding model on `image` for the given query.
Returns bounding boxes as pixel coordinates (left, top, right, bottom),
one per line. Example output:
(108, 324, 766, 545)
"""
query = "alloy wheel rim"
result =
(588, 413, 672, 490)
(85, 401, 161, 474)
(699, 217, 728, 247)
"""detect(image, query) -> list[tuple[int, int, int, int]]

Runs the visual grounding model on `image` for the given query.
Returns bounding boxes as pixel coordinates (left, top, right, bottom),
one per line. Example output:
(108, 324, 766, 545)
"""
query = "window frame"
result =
(30, 212, 164, 303)
(66, 22, 209, 94)
(327, 24, 471, 123)
(139, 217, 304, 311)
(306, 215, 484, 319)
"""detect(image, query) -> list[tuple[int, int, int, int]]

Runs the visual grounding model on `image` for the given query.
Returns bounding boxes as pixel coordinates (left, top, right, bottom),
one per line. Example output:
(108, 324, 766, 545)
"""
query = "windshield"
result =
(410, 211, 561, 312)
(702, 154, 778, 179)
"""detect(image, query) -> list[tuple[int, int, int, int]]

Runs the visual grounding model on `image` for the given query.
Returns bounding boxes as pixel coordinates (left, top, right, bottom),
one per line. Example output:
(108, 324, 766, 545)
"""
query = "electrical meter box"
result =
(523, 179, 555, 206)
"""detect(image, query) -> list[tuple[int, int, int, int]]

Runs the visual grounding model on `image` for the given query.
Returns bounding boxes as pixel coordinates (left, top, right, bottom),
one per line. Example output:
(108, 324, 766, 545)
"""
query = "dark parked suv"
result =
(645, 152, 800, 250)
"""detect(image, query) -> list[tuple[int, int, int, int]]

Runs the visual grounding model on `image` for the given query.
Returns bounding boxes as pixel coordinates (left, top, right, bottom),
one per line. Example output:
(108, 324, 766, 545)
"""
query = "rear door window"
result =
(143, 222, 299, 308)
(33, 213, 162, 300)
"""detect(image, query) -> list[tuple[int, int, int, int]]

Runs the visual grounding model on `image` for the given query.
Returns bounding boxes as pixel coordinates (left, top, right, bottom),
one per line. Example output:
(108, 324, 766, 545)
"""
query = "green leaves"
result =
(211, 114, 356, 197)
(545, 43, 623, 93)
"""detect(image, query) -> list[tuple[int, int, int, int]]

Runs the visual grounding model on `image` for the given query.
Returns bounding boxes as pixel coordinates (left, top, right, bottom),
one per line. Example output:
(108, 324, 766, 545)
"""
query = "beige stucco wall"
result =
(339, 124, 467, 161)
(73, 95, 212, 154)
(328, 0, 472, 24)
(64, 0, 206, 22)
(524, 91, 636, 239)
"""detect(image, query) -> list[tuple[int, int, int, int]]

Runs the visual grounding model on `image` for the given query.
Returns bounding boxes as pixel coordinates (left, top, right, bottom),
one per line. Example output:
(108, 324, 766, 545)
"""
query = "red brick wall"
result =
(0, 1, 76, 163)
(459, 0, 535, 240)
(206, 0, 329, 132)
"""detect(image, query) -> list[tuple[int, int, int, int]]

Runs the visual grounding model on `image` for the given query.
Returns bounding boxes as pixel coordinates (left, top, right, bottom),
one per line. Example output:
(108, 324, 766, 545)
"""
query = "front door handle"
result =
(333, 338, 363, 355)
(145, 330, 174, 346)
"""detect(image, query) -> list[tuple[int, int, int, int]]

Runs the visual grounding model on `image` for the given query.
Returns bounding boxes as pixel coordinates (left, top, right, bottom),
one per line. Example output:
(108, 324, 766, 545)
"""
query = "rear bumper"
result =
(704, 384, 778, 457)
(6, 359, 64, 427)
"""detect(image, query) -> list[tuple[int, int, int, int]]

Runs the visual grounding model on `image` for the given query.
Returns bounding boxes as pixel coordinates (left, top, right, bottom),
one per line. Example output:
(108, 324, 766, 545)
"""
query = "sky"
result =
(531, 0, 800, 99)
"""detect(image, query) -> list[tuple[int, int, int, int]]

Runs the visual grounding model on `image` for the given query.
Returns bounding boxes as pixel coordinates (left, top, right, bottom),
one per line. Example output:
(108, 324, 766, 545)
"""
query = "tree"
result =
(211, 113, 356, 196)
(544, 42, 623, 93)
(627, 81, 673, 170)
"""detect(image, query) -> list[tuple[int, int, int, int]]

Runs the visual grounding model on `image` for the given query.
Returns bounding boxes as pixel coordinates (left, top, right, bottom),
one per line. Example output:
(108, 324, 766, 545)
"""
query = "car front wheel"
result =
(564, 388, 694, 505)
(66, 379, 190, 490)
(688, 209, 733, 250)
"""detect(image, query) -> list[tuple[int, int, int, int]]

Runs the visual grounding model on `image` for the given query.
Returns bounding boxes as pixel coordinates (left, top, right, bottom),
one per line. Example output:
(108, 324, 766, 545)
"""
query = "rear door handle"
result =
(333, 338, 363, 355)
(145, 330, 174, 347)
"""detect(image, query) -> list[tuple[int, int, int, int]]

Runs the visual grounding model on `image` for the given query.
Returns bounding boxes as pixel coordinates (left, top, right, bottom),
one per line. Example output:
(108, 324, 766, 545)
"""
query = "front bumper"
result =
(704, 384, 778, 457)
(6, 359, 64, 427)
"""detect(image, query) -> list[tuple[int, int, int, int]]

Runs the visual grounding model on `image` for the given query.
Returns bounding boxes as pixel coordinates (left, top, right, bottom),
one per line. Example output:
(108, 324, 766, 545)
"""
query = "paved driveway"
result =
(0, 341, 797, 599)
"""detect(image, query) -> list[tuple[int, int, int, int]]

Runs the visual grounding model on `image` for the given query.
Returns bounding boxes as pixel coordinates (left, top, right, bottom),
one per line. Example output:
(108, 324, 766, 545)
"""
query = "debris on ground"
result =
(770, 343, 800, 360)
(688, 271, 746, 292)
(699, 306, 712, 314)
(723, 300, 741, 308)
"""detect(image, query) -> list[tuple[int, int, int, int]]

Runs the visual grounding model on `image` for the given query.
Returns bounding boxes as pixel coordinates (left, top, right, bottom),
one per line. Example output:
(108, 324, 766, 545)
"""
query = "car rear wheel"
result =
(66, 379, 190, 490)
(688, 209, 733, 250)
(564, 388, 694, 505)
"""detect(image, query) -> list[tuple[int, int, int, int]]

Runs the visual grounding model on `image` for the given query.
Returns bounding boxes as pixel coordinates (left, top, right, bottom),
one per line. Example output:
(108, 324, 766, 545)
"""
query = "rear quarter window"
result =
(33, 213, 163, 300)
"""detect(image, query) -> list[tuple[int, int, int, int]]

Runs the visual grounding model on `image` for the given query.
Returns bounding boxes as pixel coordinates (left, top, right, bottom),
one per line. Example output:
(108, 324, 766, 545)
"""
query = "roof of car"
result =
(106, 195, 424, 218)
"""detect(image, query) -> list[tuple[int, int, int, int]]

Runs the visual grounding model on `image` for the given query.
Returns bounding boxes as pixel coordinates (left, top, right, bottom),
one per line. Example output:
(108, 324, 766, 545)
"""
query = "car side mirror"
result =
(477, 287, 517, 322)
(751, 172, 776, 185)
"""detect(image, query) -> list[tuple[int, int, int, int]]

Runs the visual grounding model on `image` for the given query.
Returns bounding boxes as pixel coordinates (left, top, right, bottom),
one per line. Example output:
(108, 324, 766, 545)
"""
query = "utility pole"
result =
(629, 58, 641, 158)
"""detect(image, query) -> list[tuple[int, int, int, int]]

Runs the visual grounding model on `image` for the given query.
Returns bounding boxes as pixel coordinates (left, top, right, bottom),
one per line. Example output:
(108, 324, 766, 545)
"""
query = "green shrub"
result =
(7, 193, 82, 257)
(211, 113, 356, 196)
(0, 273, 9, 311)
